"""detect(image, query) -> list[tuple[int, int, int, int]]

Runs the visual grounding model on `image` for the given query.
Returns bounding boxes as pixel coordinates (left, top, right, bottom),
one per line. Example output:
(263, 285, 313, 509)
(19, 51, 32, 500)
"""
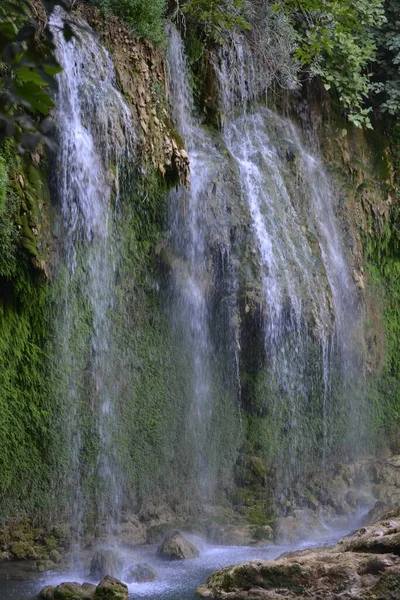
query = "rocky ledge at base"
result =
(197, 507, 400, 600)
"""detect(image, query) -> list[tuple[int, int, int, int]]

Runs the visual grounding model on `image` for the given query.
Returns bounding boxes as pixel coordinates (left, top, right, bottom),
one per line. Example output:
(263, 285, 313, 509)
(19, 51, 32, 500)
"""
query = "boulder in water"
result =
(93, 575, 128, 600)
(125, 562, 157, 583)
(90, 548, 124, 580)
(157, 530, 199, 560)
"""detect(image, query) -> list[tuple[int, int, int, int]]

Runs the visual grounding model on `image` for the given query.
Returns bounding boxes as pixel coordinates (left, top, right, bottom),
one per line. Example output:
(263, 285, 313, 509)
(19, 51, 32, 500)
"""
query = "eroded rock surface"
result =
(198, 514, 400, 599)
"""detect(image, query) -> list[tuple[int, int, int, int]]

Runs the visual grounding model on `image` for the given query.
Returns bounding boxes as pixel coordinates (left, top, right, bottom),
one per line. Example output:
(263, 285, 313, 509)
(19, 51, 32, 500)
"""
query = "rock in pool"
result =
(157, 530, 199, 560)
(125, 562, 157, 583)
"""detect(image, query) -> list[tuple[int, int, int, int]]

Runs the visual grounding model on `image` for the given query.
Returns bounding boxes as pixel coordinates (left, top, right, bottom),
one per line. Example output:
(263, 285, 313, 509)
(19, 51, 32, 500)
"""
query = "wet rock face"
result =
(125, 562, 157, 583)
(93, 576, 128, 600)
(157, 530, 200, 560)
(90, 548, 125, 580)
(198, 514, 400, 600)
(336, 517, 400, 555)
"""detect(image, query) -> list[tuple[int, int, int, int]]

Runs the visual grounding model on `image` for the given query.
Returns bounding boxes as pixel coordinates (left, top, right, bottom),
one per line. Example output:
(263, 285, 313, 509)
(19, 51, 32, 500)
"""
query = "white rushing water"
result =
(217, 36, 364, 488)
(165, 23, 239, 501)
(51, 8, 136, 548)
(164, 24, 365, 499)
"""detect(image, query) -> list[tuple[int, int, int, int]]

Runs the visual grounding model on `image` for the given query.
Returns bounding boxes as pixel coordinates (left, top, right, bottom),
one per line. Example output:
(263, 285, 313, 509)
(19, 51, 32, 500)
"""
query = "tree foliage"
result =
(276, 0, 386, 127)
(90, 0, 167, 44)
(372, 0, 400, 116)
(0, 0, 71, 151)
(177, 0, 250, 43)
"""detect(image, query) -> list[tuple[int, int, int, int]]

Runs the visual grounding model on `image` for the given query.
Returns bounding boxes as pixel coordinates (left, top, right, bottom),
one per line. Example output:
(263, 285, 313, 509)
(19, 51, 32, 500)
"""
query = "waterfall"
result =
(51, 9, 136, 547)
(165, 23, 241, 503)
(217, 39, 366, 492)
(47, 13, 367, 539)
(166, 25, 366, 504)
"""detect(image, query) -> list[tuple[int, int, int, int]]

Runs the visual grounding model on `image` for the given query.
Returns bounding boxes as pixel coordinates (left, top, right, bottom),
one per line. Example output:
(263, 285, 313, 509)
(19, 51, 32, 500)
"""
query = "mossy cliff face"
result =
(295, 85, 400, 455)
(0, 140, 55, 523)
(1, 5, 400, 547)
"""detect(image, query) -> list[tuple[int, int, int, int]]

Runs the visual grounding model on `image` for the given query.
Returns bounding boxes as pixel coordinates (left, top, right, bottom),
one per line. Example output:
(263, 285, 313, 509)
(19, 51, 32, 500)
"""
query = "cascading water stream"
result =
(216, 37, 365, 490)
(51, 9, 136, 551)
(165, 23, 241, 503)
(165, 24, 366, 503)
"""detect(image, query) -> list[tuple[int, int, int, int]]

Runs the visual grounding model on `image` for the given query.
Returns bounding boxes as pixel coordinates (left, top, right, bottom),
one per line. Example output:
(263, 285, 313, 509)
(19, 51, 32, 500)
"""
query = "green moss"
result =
(10, 541, 36, 559)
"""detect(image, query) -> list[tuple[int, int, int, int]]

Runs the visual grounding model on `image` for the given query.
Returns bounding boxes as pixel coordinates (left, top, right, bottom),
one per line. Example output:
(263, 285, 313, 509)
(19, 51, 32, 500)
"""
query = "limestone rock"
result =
(125, 562, 157, 583)
(157, 530, 199, 560)
(197, 550, 400, 600)
(362, 500, 393, 525)
(112, 513, 147, 546)
(82, 584, 96, 596)
(90, 548, 124, 580)
(336, 518, 400, 554)
(198, 511, 400, 600)
(93, 576, 128, 600)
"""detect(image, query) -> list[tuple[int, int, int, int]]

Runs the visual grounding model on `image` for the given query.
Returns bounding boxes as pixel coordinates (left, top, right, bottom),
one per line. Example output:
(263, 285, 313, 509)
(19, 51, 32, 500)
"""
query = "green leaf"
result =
(16, 68, 48, 87)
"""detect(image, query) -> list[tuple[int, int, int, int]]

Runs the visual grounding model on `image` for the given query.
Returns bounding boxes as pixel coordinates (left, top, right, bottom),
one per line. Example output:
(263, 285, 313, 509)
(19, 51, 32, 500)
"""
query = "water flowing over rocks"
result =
(3, 10, 400, 600)
(157, 531, 200, 560)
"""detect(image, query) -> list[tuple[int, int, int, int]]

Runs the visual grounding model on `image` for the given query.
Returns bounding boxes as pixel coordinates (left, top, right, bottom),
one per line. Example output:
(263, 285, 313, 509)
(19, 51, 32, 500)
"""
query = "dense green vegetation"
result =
(1, 0, 400, 129)
(90, 0, 166, 44)
(0, 0, 72, 150)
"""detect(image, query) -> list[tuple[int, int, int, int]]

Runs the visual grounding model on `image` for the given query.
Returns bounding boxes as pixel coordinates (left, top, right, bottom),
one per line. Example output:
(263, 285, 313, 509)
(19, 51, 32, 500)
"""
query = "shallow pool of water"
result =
(0, 522, 359, 600)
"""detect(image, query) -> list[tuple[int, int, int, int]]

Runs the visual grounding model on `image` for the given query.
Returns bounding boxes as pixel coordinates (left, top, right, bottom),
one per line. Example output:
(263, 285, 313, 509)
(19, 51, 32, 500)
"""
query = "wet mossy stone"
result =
(125, 562, 157, 583)
(157, 530, 199, 560)
(38, 587, 55, 600)
(52, 581, 94, 600)
(93, 576, 128, 600)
